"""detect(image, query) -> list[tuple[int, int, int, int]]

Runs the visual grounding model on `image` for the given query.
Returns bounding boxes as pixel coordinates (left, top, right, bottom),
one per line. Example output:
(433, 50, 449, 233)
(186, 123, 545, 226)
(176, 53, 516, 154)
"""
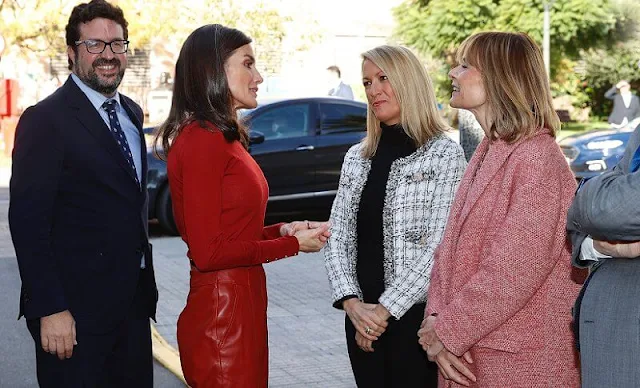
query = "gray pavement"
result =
(152, 237, 357, 387)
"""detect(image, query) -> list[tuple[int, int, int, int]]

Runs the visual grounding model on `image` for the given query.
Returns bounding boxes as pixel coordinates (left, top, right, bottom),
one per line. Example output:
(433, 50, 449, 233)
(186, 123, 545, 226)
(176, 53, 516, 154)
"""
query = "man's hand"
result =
(616, 80, 629, 89)
(40, 310, 76, 360)
(593, 240, 640, 258)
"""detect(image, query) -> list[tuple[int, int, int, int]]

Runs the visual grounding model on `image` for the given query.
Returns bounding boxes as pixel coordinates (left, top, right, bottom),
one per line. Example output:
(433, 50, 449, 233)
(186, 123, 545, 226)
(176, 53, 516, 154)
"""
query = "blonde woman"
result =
(324, 45, 466, 387)
(419, 32, 582, 387)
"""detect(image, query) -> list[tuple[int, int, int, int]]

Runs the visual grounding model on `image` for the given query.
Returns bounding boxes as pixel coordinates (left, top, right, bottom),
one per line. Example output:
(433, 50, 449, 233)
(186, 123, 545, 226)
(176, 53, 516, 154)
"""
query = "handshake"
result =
(280, 220, 331, 253)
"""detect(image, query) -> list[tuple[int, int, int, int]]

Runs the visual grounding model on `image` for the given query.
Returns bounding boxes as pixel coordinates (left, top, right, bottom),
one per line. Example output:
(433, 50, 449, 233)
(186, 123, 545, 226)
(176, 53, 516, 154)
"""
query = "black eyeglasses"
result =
(75, 39, 129, 54)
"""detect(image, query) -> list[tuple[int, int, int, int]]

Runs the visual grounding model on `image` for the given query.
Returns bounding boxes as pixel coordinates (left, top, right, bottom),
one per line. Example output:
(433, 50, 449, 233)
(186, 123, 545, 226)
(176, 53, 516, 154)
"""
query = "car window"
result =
(320, 103, 366, 134)
(249, 104, 310, 141)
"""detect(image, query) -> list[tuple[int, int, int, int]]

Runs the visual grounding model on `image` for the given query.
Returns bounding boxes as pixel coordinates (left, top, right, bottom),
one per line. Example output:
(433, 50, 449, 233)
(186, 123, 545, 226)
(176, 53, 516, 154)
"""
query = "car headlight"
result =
(586, 140, 624, 150)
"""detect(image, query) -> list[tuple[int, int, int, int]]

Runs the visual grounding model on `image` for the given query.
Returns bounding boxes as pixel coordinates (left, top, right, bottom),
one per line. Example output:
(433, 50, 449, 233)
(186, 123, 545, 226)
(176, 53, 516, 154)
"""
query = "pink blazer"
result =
(426, 129, 583, 387)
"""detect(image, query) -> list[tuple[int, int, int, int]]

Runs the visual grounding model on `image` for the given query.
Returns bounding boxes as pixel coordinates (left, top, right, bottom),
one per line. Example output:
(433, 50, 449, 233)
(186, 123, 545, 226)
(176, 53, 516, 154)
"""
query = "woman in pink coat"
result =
(417, 32, 583, 387)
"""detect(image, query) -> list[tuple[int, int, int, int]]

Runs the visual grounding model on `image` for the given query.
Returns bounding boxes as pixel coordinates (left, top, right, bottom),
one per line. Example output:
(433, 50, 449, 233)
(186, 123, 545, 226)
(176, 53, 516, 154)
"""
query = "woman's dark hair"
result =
(65, 0, 129, 70)
(155, 24, 252, 158)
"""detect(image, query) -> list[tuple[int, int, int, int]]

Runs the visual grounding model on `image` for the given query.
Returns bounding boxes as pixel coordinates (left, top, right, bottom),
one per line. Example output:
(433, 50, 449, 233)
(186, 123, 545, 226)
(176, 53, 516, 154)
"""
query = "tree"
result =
(0, 0, 293, 74)
(394, 0, 638, 120)
(0, 0, 72, 58)
(393, 0, 497, 62)
(394, 0, 617, 74)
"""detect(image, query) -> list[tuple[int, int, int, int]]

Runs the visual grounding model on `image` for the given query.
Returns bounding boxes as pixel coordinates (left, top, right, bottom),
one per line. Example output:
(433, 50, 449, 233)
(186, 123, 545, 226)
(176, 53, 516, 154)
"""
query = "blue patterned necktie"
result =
(630, 145, 640, 173)
(102, 99, 140, 186)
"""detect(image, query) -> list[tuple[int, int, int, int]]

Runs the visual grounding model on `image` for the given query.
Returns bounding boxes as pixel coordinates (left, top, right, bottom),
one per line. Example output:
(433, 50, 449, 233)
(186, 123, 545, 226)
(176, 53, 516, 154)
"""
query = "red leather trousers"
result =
(177, 265, 269, 387)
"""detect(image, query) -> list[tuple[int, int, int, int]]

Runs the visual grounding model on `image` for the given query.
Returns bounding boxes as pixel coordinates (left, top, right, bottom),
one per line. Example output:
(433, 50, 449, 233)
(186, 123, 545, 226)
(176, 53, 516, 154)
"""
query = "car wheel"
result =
(156, 186, 178, 235)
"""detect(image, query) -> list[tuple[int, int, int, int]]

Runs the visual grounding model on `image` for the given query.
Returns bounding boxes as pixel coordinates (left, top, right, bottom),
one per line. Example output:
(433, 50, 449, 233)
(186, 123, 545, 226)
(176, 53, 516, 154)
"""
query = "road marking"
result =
(151, 323, 187, 386)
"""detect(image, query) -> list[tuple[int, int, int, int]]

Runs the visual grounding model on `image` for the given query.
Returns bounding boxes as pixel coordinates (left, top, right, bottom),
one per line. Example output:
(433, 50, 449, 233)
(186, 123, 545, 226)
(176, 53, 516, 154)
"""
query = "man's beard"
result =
(76, 58, 125, 96)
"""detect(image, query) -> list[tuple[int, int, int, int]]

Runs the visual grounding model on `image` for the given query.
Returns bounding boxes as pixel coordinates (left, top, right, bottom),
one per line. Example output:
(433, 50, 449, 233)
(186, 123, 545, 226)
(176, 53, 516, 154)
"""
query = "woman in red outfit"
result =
(154, 24, 330, 388)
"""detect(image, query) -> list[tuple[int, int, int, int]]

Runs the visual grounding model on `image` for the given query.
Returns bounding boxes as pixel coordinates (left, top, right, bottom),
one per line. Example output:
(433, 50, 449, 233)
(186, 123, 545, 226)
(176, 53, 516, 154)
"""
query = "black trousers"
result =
(26, 276, 153, 388)
(345, 303, 438, 388)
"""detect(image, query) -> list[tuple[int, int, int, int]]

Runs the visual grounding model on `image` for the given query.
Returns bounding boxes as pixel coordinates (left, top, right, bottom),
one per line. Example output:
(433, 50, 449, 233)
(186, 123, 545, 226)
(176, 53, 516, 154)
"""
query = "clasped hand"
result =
(417, 315, 476, 386)
(343, 299, 390, 352)
(280, 220, 331, 252)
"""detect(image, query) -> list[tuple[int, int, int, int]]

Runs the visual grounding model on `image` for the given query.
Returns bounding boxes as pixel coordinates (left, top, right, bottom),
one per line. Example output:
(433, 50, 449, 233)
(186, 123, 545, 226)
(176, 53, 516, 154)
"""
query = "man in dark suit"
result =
(567, 120, 640, 386)
(604, 80, 640, 126)
(9, 1, 157, 387)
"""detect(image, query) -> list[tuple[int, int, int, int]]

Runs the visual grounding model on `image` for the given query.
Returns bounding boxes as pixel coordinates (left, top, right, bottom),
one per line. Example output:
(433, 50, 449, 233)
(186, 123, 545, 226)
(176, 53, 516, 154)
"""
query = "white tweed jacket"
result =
(324, 134, 466, 319)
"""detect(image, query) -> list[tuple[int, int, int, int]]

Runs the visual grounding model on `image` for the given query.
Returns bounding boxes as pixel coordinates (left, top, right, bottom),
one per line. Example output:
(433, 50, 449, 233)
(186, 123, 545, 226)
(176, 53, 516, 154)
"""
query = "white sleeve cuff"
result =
(580, 237, 612, 261)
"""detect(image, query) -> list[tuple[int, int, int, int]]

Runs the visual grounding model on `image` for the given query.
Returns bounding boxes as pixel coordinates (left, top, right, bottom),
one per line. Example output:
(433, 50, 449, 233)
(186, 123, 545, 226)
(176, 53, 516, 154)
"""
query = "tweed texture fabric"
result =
(324, 135, 466, 319)
(426, 130, 582, 387)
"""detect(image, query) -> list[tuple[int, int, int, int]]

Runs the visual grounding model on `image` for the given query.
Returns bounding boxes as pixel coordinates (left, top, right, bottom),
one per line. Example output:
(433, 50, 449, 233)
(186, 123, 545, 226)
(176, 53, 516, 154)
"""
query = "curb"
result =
(150, 323, 187, 386)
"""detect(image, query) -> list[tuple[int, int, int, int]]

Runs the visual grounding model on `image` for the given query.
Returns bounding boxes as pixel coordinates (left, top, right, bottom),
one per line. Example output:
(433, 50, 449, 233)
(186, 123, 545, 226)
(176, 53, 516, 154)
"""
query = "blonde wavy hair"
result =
(360, 45, 449, 158)
(456, 32, 560, 142)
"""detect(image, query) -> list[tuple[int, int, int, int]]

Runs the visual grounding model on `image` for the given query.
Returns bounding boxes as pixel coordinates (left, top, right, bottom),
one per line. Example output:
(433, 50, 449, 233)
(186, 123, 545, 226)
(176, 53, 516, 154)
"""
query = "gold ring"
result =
(365, 326, 372, 335)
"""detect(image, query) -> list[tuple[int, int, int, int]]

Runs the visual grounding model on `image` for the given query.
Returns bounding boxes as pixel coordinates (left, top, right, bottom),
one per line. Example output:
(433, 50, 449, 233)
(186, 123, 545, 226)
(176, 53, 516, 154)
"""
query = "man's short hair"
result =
(65, 0, 129, 70)
(326, 65, 341, 78)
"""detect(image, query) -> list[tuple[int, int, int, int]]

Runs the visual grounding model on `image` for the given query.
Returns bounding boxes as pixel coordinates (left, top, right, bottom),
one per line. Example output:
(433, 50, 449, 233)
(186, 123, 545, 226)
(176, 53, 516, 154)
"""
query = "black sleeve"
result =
(333, 295, 359, 310)
(9, 105, 68, 319)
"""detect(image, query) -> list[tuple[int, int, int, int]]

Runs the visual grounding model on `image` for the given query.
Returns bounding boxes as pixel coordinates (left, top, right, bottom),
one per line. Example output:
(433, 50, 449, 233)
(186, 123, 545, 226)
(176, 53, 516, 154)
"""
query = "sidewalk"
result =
(151, 237, 356, 387)
(0, 167, 11, 188)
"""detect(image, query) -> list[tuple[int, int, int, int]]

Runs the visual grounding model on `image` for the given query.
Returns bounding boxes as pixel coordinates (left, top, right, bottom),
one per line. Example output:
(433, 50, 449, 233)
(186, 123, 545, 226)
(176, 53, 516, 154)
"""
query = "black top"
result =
(355, 122, 417, 303)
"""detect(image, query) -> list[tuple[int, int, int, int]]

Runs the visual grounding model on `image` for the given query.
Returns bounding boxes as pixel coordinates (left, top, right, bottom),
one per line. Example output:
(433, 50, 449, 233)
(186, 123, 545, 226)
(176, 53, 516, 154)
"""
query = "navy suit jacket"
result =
(9, 76, 158, 333)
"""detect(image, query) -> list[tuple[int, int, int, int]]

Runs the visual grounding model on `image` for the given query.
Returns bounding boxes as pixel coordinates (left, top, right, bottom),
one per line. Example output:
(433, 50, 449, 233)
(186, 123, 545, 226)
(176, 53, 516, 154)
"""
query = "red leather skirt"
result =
(177, 265, 269, 388)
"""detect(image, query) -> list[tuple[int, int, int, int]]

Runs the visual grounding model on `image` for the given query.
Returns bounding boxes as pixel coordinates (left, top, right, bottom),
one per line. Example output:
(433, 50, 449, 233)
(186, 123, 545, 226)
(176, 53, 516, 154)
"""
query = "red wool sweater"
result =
(167, 121, 299, 271)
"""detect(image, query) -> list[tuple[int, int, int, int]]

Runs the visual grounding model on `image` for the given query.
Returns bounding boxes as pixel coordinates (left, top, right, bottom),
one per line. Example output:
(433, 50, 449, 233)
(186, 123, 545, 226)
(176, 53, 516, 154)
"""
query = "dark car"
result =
(558, 119, 640, 181)
(147, 97, 368, 234)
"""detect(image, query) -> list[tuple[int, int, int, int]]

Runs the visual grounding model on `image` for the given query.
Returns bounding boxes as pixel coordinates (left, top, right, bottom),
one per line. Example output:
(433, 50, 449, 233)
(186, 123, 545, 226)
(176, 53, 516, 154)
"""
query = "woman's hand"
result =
(355, 331, 375, 352)
(373, 304, 391, 320)
(343, 299, 388, 341)
(281, 220, 331, 241)
(294, 224, 331, 252)
(417, 315, 476, 386)
(432, 344, 477, 387)
(417, 315, 438, 352)
(353, 303, 390, 352)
